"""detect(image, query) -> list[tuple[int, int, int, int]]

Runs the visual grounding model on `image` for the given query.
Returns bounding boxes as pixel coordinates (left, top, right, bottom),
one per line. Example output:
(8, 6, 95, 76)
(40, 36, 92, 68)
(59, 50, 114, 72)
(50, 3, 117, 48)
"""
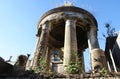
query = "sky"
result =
(0, 0, 120, 72)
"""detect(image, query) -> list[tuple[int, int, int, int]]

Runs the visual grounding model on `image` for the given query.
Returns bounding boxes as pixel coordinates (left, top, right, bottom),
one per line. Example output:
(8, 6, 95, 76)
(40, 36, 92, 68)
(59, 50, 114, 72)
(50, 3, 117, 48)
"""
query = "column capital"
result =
(41, 21, 50, 30)
(64, 16, 77, 22)
(89, 25, 98, 31)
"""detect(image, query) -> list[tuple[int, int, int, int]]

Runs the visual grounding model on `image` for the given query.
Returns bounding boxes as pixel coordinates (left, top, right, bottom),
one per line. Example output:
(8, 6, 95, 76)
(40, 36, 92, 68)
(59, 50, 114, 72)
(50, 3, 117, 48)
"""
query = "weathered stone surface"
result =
(32, 5, 104, 74)
(90, 48, 103, 72)
(13, 55, 28, 76)
(32, 22, 50, 68)
(63, 19, 77, 66)
(87, 27, 99, 50)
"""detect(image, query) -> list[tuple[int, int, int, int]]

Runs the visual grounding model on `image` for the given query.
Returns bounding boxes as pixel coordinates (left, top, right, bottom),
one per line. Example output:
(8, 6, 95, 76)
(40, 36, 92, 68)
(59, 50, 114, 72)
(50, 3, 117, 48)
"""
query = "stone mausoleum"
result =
(31, 5, 105, 73)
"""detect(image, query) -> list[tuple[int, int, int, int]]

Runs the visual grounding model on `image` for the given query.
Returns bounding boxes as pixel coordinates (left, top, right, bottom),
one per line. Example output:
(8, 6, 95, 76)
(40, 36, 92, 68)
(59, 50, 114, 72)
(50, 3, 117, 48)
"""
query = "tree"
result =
(103, 23, 116, 38)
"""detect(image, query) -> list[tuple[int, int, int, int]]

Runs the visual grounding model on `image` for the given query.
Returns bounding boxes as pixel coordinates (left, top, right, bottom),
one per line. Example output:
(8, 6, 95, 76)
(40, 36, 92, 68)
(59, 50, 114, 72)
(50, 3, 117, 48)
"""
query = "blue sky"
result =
(0, 0, 120, 71)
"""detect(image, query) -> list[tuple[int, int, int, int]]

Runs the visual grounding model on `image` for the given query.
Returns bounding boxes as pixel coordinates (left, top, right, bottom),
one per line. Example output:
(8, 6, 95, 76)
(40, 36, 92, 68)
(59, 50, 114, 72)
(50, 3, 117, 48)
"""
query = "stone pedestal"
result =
(90, 48, 103, 72)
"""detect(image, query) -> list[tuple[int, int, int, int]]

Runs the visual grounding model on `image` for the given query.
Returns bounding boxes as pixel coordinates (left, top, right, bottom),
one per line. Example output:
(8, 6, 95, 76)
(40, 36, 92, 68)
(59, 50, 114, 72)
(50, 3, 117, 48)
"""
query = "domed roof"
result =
(39, 6, 97, 27)
(37, 6, 98, 49)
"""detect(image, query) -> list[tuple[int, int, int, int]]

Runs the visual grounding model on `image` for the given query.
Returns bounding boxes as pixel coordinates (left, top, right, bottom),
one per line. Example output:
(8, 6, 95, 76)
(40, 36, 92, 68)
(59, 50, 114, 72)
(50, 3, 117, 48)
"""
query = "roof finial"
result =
(64, 0, 73, 6)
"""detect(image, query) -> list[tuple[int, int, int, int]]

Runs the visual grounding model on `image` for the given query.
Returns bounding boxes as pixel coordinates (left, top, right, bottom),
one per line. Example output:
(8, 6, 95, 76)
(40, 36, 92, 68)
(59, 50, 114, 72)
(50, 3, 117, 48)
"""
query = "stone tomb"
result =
(31, 6, 104, 73)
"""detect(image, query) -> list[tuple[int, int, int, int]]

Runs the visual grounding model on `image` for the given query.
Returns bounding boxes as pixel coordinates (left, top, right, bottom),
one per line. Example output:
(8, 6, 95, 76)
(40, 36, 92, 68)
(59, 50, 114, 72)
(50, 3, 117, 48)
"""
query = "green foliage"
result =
(66, 50, 82, 74)
(99, 67, 109, 77)
(66, 61, 82, 74)
(33, 66, 41, 73)
(39, 57, 47, 71)
(33, 57, 47, 74)
(71, 50, 78, 62)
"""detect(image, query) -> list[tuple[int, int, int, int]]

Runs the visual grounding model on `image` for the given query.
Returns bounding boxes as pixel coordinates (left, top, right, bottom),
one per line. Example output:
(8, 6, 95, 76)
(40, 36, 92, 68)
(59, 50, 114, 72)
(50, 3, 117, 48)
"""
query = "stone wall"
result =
(0, 76, 120, 79)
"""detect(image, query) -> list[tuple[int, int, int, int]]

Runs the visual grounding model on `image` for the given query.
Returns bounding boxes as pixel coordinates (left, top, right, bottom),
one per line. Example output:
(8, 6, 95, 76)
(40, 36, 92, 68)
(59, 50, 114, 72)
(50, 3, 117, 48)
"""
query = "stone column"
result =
(81, 52, 85, 72)
(87, 27, 99, 50)
(45, 47, 52, 72)
(63, 18, 78, 67)
(30, 36, 40, 68)
(87, 27, 103, 72)
(32, 21, 49, 68)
